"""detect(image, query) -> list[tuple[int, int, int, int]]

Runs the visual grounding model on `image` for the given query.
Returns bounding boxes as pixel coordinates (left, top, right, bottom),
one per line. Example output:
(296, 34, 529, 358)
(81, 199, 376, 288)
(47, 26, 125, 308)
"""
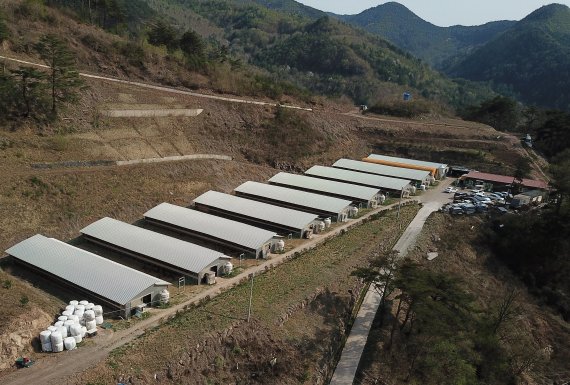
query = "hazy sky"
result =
(296, 1, 570, 26)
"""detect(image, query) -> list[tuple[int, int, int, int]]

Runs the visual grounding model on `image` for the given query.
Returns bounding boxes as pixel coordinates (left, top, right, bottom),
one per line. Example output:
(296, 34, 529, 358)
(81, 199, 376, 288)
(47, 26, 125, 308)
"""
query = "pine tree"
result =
(11, 67, 47, 118)
(35, 34, 83, 115)
(0, 10, 9, 43)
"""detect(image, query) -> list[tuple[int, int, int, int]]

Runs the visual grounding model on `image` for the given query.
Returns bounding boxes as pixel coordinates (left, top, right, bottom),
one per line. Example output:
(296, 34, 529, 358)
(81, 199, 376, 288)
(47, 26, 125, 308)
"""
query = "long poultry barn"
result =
(5, 235, 170, 318)
(268, 172, 382, 208)
(304, 165, 412, 196)
(80, 217, 231, 284)
(192, 191, 319, 239)
(364, 154, 448, 179)
(234, 181, 353, 222)
(332, 158, 433, 187)
(144, 203, 279, 259)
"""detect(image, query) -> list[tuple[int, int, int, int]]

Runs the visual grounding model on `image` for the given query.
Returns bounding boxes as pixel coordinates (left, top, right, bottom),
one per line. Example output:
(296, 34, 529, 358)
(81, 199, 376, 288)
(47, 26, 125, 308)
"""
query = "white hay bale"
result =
(83, 310, 95, 321)
(85, 320, 97, 331)
(41, 342, 52, 352)
(70, 324, 82, 337)
(50, 331, 63, 346)
(47, 326, 58, 332)
(63, 337, 76, 350)
(80, 326, 87, 338)
(57, 315, 68, 322)
(85, 303, 94, 310)
(79, 300, 89, 306)
(72, 333, 82, 344)
(74, 309, 84, 319)
(52, 342, 64, 353)
(54, 321, 64, 327)
(65, 304, 75, 313)
(95, 315, 104, 325)
(39, 330, 52, 345)
(62, 310, 73, 317)
(69, 300, 79, 307)
(63, 320, 75, 333)
(57, 326, 68, 338)
(93, 305, 103, 316)
(69, 315, 80, 323)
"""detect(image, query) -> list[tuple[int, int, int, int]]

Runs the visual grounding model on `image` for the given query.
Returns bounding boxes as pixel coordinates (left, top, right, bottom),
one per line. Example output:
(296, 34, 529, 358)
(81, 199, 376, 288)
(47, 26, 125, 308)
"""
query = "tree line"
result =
(460, 96, 570, 159)
(0, 34, 83, 126)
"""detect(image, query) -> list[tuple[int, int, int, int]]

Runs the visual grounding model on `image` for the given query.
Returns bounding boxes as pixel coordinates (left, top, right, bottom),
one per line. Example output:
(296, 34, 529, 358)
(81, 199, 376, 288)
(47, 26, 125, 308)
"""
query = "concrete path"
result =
(329, 180, 453, 385)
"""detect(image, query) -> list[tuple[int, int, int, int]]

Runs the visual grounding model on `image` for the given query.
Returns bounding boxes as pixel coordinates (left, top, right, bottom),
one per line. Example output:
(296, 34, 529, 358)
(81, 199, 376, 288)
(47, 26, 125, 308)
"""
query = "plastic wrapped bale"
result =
(79, 300, 89, 306)
(41, 342, 53, 352)
(57, 315, 68, 323)
(53, 342, 64, 353)
(40, 330, 52, 345)
(93, 305, 103, 317)
(80, 326, 87, 338)
(72, 333, 82, 344)
(64, 320, 75, 333)
(95, 315, 104, 325)
(85, 320, 97, 332)
(74, 309, 84, 319)
(160, 289, 170, 304)
(62, 310, 73, 318)
(65, 305, 75, 313)
(80, 318, 86, 326)
(57, 326, 68, 338)
(69, 300, 79, 307)
(85, 303, 94, 310)
(54, 321, 64, 327)
(47, 326, 58, 332)
(76, 304, 85, 312)
(50, 331, 63, 347)
(70, 324, 82, 336)
(69, 315, 80, 324)
(83, 310, 95, 322)
(64, 337, 76, 350)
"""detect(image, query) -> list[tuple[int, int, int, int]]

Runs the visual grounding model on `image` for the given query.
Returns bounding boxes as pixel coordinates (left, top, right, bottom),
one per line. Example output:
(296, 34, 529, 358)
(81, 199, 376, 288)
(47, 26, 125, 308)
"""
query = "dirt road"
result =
(0, 201, 414, 385)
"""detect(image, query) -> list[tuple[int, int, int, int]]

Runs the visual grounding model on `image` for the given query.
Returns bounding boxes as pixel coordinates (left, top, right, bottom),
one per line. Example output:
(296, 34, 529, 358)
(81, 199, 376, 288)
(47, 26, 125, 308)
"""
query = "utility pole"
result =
(397, 187, 404, 229)
(247, 273, 254, 322)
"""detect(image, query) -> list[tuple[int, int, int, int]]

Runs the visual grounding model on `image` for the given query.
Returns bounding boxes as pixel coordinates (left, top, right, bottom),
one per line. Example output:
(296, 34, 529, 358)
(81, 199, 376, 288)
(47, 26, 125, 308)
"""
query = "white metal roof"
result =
(5, 235, 169, 306)
(144, 203, 277, 250)
(268, 172, 380, 202)
(234, 181, 352, 214)
(193, 191, 319, 231)
(305, 166, 410, 191)
(333, 159, 431, 182)
(81, 217, 230, 274)
(367, 154, 447, 169)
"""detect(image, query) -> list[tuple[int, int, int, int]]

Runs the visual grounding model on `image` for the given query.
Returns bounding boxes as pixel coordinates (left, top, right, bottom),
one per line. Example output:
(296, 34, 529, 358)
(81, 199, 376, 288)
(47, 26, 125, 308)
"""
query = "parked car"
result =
(444, 187, 458, 193)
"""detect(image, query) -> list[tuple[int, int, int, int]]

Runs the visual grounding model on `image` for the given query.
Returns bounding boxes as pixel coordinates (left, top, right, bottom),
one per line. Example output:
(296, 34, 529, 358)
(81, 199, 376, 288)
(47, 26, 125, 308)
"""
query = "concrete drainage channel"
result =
(30, 154, 233, 170)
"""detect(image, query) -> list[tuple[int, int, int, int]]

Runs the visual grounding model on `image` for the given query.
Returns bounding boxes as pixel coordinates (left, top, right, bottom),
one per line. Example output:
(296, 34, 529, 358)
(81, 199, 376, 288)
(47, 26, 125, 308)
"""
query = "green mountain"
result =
(450, 4, 570, 110)
(139, 0, 494, 108)
(337, 2, 515, 70)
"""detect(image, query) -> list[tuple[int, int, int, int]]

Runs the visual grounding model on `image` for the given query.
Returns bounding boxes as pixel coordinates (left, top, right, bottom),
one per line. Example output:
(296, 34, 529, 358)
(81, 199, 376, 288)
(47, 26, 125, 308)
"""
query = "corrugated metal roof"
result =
(193, 191, 318, 231)
(5, 235, 169, 306)
(268, 172, 380, 202)
(305, 166, 410, 191)
(144, 203, 276, 250)
(367, 154, 447, 168)
(333, 159, 431, 182)
(234, 181, 352, 214)
(81, 217, 230, 275)
(463, 171, 548, 189)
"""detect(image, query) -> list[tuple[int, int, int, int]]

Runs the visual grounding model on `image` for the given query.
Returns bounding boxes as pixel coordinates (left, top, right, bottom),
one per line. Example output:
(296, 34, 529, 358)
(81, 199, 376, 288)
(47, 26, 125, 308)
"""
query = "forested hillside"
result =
(450, 4, 570, 110)
(338, 2, 514, 70)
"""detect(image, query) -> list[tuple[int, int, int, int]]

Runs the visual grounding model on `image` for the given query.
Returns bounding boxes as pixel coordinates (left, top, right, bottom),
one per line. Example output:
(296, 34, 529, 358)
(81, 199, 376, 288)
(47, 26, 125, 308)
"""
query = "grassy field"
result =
(75, 205, 420, 385)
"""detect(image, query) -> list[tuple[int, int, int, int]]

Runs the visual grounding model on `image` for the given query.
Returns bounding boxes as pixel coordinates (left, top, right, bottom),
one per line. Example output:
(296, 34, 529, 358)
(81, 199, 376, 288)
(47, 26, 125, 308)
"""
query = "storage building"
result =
(81, 217, 231, 284)
(5, 235, 170, 318)
(332, 158, 432, 187)
(144, 203, 278, 259)
(268, 172, 381, 208)
(461, 171, 548, 192)
(305, 165, 412, 195)
(234, 181, 352, 222)
(364, 154, 448, 179)
(193, 191, 319, 239)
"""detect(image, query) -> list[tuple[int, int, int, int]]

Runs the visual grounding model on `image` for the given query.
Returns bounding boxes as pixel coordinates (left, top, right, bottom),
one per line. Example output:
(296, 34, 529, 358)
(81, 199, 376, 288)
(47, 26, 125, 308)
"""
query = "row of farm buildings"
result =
(4, 154, 448, 318)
